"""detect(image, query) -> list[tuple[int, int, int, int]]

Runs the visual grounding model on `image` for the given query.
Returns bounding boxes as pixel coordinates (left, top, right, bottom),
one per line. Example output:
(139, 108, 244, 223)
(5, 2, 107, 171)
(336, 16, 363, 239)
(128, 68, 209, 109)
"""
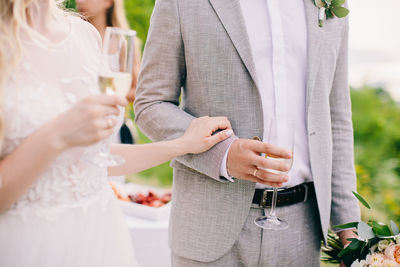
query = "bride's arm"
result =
(108, 117, 233, 176)
(0, 95, 127, 213)
(0, 123, 65, 213)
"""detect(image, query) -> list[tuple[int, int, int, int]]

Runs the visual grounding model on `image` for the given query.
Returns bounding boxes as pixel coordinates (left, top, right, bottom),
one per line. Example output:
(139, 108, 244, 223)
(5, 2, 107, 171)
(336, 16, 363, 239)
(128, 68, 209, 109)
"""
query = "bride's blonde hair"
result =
(0, 0, 64, 149)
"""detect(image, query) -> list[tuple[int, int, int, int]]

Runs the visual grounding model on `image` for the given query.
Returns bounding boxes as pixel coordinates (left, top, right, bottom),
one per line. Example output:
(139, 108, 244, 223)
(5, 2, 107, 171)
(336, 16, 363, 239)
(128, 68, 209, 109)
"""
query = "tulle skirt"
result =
(0, 199, 138, 267)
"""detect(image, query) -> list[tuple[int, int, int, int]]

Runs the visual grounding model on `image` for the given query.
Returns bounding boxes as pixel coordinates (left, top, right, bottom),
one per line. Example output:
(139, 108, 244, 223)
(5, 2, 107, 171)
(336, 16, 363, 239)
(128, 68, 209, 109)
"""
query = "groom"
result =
(135, 0, 360, 265)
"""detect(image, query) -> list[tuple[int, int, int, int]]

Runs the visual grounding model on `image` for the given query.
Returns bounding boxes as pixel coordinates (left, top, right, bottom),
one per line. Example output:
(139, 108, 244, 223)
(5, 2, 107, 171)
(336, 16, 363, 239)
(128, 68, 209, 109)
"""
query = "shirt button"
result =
(309, 132, 316, 136)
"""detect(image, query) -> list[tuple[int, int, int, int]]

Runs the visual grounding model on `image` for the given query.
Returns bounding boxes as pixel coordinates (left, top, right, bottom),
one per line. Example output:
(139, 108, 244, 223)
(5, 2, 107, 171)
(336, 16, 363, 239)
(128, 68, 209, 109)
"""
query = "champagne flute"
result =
(254, 117, 294, 230)
(89, 27, 136, 167)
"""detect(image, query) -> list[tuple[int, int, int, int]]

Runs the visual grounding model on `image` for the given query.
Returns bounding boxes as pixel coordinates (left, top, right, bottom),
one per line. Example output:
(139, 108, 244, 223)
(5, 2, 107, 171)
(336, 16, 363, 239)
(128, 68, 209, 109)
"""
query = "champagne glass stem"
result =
(269, 188, 278, 217)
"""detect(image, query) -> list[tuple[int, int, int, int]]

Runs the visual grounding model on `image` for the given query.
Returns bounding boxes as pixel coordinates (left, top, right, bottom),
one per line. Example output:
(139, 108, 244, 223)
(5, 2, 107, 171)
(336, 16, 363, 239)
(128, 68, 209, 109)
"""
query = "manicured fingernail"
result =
(226, 130, 234, 136)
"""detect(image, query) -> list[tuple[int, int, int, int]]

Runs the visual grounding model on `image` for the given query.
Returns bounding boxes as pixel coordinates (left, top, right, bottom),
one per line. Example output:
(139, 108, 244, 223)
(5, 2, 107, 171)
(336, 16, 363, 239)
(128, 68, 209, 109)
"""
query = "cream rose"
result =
(367, 253, 385, 265)
(350, 259, 367, 267)
(379, 240, 394, 252)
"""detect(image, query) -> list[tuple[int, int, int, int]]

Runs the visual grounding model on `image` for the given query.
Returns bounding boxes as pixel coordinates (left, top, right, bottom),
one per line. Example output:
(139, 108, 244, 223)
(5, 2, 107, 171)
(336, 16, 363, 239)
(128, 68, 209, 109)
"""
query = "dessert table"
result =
(125, 213, 171, 267)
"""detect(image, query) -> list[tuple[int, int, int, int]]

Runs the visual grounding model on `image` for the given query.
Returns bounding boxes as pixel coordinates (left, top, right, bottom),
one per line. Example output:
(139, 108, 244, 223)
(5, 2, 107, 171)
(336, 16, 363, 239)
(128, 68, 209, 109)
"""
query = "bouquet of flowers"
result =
(322, 192, 400, 267)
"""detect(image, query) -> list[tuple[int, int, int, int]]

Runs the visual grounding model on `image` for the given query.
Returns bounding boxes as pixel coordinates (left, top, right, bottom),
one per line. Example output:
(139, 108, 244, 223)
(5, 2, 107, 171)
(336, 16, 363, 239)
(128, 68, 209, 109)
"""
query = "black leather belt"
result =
(252, 182, 315, 208)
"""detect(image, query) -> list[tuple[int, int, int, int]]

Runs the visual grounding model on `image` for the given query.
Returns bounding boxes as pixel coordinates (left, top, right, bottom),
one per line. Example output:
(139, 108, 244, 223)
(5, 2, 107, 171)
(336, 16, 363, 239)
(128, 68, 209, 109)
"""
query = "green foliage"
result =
(331, 6, 349, 18)
(63, 0, 155, 45)
(352, 87, 400, 223)
(124, 0, 155, 46)
(353, 191, 371, 209)
(322, 191, 400, 266)
(334, 221, 359, 230)
(64, 0, 76, 10)
(313, 0, 349, 27)
(321, 231, 343, 264)
(132, 124, 173, 187)
(124, 105, 173, 188)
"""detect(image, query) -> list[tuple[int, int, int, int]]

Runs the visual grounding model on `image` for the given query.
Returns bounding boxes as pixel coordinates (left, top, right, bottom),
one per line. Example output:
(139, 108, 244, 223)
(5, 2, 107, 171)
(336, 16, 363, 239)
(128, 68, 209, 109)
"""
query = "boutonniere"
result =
(313, 0, 350, 27)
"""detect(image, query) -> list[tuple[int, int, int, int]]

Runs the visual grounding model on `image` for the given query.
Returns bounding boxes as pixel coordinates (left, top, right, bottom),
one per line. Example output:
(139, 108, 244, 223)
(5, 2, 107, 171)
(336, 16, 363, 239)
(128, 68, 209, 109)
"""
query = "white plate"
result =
(113, 183, 171, 221)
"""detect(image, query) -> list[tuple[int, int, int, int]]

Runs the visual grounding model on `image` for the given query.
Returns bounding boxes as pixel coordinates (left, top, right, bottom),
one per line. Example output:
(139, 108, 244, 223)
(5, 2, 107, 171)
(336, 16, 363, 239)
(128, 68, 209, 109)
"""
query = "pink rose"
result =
(384, 244, 400, 264)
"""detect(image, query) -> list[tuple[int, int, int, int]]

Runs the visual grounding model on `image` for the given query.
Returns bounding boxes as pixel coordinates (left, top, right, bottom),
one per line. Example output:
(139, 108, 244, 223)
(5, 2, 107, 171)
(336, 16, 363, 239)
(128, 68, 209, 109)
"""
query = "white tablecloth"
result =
(125, 214, 171, 267)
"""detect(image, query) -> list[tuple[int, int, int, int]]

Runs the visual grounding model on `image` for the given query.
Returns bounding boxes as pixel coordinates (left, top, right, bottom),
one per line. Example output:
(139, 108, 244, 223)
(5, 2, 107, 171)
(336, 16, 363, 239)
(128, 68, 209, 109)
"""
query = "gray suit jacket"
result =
(134, 0, 361, 262)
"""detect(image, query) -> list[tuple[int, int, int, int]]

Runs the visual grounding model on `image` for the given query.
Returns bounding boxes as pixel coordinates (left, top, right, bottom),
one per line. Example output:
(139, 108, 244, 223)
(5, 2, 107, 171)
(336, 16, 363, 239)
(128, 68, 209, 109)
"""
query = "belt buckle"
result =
(261, 189, 274, 208)
(302, 183, 309, 202)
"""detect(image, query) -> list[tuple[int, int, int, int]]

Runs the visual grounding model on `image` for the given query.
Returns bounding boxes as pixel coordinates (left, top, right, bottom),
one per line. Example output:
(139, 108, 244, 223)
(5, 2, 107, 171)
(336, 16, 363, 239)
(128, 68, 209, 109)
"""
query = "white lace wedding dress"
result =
(0, 15, 138, 267)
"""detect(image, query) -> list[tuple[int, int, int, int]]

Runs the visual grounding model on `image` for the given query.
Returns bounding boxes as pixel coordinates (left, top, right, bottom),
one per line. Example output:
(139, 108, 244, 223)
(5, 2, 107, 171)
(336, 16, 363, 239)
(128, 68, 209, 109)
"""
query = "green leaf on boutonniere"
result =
(314, 0, 325, 8)
(334, 221, 359, 230)
(313, 0, 349, 27)
(331, 0, 345, 7)
(325, 8, 334, 19)
(390, 220, 400, 235)
(353, 191, 371, 209)
(331, 6, 350, 18)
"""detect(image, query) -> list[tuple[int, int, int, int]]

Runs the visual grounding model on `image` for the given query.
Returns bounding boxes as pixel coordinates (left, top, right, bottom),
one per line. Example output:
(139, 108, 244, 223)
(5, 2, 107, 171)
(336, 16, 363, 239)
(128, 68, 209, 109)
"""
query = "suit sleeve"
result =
(329, 18, 361, 227)
(134, 0, 237, 182)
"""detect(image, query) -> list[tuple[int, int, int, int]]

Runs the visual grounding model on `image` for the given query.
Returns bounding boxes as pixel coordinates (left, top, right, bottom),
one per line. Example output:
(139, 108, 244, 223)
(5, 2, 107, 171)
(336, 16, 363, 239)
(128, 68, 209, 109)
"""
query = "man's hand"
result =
(226, 139, 292, 187)
(338, 229, 358, 267)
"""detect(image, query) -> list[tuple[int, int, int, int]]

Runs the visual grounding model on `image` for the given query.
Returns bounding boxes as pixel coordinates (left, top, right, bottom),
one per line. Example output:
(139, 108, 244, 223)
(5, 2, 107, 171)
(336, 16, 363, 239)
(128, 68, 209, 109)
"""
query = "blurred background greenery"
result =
(66, 0, 400, 233)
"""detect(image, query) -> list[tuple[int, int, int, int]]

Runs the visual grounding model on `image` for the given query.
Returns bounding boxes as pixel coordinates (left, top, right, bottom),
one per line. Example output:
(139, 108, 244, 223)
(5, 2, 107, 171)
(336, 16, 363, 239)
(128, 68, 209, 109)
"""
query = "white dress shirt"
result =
(220, 0, 313, 188)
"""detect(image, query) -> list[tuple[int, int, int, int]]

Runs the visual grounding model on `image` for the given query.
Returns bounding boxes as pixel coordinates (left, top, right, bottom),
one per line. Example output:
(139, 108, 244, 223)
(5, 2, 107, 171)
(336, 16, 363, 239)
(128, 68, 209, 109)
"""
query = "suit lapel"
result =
(208, 0, 260, 89)
(304, 0, 325, 113)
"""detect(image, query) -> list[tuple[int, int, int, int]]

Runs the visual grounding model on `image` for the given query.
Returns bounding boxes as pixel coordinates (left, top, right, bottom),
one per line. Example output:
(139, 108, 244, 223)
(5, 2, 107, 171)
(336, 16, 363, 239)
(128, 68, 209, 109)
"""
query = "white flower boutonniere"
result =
(313, 0, 350, 27)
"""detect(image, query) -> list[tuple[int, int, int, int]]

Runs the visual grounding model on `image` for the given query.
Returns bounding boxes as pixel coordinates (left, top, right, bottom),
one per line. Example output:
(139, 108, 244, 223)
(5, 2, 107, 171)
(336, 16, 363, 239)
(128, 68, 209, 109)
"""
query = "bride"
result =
(0, 1, 233, 266)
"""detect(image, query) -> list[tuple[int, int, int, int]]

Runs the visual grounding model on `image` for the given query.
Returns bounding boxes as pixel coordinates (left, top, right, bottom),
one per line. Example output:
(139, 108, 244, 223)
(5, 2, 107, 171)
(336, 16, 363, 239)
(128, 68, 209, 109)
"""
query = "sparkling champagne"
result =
(99, 72, 132, 97)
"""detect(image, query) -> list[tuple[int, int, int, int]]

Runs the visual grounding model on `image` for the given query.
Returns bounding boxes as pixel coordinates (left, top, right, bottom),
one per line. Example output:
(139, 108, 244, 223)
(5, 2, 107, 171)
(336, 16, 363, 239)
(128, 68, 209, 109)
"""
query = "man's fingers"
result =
(254, 168, 289, 183)
(264, 182, 284, 188)
(251, 154, 290, 173)
(250, 141, 292, 159)
(243, 174, 284, 187)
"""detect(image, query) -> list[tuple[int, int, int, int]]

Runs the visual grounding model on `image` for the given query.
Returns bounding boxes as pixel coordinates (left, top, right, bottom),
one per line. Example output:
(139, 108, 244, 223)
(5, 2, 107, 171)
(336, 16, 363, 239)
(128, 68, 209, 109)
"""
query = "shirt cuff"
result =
(219, 142, 234, 182)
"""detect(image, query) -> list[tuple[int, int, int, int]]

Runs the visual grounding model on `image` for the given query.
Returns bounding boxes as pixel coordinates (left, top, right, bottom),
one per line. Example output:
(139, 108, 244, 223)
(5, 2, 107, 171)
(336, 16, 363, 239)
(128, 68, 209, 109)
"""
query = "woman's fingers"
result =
(96, 128, 116, 142)
(207, 117, 232, 131)
(94, 117, 118, 130)
(206, 129, 234, 147)
(100, 106, 120, 117)
(91, 95, 128, 107)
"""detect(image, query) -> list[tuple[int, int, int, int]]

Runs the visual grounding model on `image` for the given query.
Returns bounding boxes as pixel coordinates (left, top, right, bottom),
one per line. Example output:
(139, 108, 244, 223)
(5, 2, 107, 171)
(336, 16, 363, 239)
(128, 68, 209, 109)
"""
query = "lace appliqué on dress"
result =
(1, 45, 113, 221)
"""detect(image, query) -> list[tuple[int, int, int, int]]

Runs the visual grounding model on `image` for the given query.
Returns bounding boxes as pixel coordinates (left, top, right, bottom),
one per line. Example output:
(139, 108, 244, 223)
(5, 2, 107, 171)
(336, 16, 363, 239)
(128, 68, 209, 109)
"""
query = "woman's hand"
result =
(178, 116, 234, 154)
(50, 95, 128, 151)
